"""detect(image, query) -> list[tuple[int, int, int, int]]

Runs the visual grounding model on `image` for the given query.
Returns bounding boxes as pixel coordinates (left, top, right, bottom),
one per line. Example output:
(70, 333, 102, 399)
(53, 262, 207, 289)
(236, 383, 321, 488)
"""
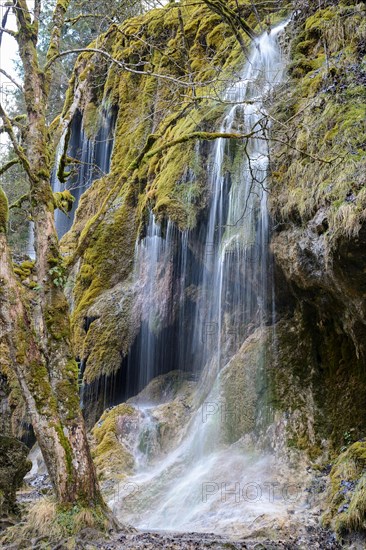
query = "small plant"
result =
(31, 284, 43, 291)
(48, 265, 67, 288)
(340, 428, 356, 452)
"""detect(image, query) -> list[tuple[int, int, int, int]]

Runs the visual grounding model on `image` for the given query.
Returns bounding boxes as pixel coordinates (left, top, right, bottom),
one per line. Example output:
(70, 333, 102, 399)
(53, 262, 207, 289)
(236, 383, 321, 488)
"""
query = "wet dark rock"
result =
(70, 528, 343, 549)
(0, 436, 32, 517)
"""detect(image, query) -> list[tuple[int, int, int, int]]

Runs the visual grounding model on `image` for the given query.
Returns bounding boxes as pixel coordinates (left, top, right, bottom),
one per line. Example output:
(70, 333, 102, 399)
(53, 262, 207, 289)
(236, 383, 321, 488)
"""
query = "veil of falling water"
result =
(54, 108, 117, 238)
(27, 106, 116, 256)
(114, 21, 290, 534)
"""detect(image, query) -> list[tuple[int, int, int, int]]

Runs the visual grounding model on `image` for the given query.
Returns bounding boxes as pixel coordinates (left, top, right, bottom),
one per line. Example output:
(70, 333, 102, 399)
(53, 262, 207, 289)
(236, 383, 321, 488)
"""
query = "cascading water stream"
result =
(130, 213, 175, 393)
(111, 21, 292, 534)
(54, 107, 116, 238)
(27, 107, 116, 255)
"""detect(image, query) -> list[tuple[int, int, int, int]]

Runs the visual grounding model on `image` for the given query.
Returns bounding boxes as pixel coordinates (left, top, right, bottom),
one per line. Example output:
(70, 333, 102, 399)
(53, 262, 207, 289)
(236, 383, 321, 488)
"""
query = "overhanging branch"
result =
(0, 158, 20, 177)
(145, 130, 256, 159)
(0, 69, 22, 91)
(0, 103, 33, 180)
(44, 47, 217, 89)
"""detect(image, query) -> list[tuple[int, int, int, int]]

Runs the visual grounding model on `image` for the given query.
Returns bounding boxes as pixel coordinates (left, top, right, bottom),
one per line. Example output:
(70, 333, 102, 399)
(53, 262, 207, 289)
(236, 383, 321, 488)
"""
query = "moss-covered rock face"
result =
(268, 2, 366, 452)
(91, 404, 137, 486)
(63, 1, 244, 387)
(0, 435, 32, 516)
(91, 371, 196, 491)
(324, 441, 366, 535)
(56, 0, 366, 537)
(271, 2, 366, 236)
(61, 0, 293, 389)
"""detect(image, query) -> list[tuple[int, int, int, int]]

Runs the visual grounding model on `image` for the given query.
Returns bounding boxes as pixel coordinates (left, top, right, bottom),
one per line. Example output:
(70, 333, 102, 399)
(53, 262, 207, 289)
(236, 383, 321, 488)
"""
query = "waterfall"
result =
(124, 213, 195, 399)
(26, 107, 116, 254)
(53, 107, 116, 238)
(130, 213, 175, 392)
(111, 21, 291, 534)
(26, 221, 36, 260)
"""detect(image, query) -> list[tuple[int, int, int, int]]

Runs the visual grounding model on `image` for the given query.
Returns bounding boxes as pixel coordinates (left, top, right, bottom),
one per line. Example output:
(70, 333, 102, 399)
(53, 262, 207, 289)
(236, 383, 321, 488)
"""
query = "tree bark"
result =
(0, 228, 101, 505)
(0, 0, 105, 509)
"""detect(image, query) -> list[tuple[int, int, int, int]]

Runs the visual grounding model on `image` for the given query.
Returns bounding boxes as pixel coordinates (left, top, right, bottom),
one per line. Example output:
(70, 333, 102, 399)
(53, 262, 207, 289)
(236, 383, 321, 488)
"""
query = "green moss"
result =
(266, 308, 366, 461)
(83, 102, 99, 139)
(54, 422, 74, 481)
(324, 441, 366, 534)
(305, 7, 336, 35)
(12, 259, 36, 283)
(53, 190, 75, 213)
(45, 292, 71, 341)
(62, 0, 299, 390)
(91, 404, 135, 481)
(71, 195, 137, 376)
(26, 360, 56, 415)
(21, 260, 35, 271)
(270, 1, 366, 237)
(0, 186, 9, 234)
(56, 360, 80, 421)
(13, 267, 27, 280)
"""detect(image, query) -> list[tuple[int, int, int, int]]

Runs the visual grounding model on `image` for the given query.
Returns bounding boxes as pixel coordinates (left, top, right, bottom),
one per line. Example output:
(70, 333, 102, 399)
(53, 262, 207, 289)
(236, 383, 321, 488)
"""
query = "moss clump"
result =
(91, 404, 136, 481)
(71, 194, 137, 381)
(13, 260, 36, 283)
(82, 101, 99, 139)
(324, 441, 366, 534)
(45, 293, 71, 341)
(0, 186, 9, 234)
(53, 189, 75, 213)
(56, 359, 80, 421)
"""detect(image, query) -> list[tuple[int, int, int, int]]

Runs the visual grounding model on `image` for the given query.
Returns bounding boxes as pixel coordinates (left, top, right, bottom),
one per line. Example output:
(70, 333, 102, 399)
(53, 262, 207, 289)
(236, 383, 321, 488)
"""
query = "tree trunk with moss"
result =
(0, 0, 103, 510)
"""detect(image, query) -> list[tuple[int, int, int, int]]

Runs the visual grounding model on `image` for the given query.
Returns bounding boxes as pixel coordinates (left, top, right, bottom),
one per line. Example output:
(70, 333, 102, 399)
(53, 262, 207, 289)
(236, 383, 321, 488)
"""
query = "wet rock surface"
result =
(11, 528, 339, 550)
(110, 529, 341, 549)
(0, 436, 32, 516)
(1, 527, 343, 550)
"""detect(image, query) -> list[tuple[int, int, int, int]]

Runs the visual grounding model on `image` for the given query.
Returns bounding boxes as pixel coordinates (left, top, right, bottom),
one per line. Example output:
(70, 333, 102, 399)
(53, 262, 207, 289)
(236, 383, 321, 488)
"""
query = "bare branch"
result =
(65, 13, 108, 25)
(0, 158, 20, 177)
(0, 25, 17, 39)
(0, 5, 12, 46)
(0, 68, 22, 91)
(145, 130, 257, 159)
(0, 103, 32, 179)
(263, 135, 340, 164)
(44, 47, 217, 89)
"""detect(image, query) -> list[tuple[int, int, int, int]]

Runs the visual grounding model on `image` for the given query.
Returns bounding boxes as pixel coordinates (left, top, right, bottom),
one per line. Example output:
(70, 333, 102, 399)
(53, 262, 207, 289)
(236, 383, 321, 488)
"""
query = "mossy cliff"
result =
(61, 0, 290, 390)
(54, 0, 366, 538)
(267, 1, 366, 536)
